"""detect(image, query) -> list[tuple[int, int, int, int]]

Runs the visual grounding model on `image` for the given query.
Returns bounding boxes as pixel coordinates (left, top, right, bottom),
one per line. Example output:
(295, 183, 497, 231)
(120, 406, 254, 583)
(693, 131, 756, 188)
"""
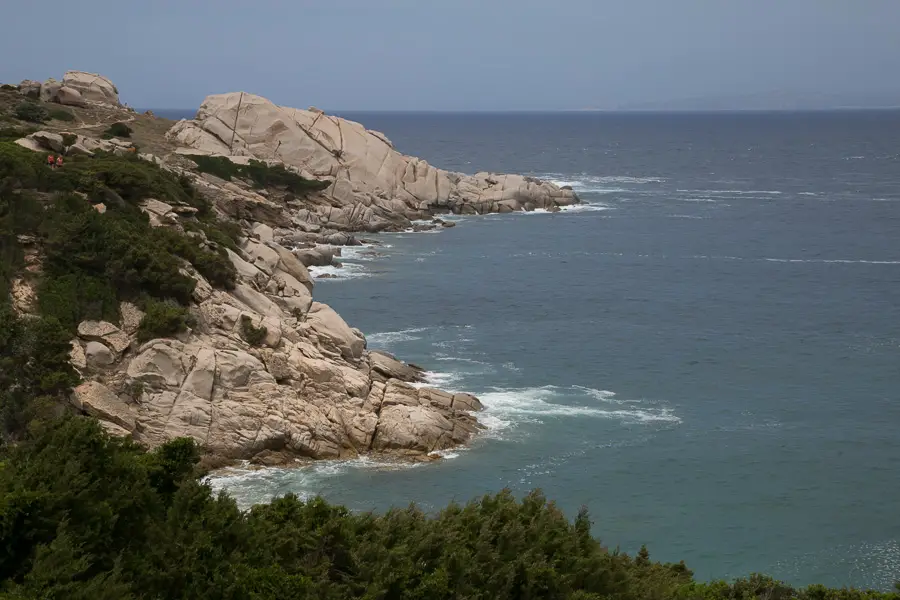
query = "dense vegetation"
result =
(0, 124, 897, 599)
(0, 139, 239, 441)
(0, 416, 897, 599)
(187, 154, 330, 194)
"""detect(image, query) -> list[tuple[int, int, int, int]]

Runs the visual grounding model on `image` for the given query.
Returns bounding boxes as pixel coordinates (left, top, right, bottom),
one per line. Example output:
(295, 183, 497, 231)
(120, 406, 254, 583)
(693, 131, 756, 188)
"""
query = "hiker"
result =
(56, 156, 64, 168)
(47, 154, 55, 169)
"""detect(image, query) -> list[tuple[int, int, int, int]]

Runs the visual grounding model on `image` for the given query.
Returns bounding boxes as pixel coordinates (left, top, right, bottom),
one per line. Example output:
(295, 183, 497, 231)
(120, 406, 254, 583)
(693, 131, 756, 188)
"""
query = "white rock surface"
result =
(167, 92, 579, 231)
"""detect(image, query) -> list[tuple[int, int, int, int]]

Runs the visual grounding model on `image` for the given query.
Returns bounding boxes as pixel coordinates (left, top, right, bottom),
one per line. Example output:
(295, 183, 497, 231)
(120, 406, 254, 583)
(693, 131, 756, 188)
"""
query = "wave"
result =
(676, 189, 783, 195)
(339, 244, 391, 262)
(690, 255, 900, 265)
(478, 385, 681, 436)
(366, 327, 430, 346)
(411, 370, 464, 390)
(206, 456, 427, 509)
(308, 262, 370, 280)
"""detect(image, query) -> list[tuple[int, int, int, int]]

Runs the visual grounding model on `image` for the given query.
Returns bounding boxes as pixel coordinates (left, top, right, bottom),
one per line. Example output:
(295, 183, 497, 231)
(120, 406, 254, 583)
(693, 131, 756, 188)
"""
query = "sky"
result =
(3, 0, 900, 111)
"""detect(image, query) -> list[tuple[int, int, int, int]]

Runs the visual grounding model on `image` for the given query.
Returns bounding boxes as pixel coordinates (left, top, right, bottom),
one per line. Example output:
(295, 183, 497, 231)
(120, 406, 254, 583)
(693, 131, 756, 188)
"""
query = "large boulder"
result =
(56, 86, 86, 107)
(71, 381, 136, 431)
(60, 71, 119, 105)
(306, 302, 365, 361)
(167, 93, 579, 228)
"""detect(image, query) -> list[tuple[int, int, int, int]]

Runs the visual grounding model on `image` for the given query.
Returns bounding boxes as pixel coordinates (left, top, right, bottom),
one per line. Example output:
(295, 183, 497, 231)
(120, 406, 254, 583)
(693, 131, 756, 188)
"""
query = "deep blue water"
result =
(207, 111, 900, 589)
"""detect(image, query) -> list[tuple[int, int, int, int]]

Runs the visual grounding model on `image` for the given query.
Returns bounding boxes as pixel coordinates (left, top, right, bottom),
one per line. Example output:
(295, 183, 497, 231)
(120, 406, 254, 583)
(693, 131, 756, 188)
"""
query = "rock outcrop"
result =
(7, 71, 576, 465)
(167, 92, 578, 232)
(67, 236, 482, 464)
(19, 71, 120, 107)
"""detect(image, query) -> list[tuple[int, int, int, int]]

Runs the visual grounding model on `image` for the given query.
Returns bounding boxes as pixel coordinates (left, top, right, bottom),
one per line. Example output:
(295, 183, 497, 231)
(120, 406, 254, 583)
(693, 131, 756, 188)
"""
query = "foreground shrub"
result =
(47, 107, 76, 122)
(136, 298, 194, 342)
(13, 101, 47, 123)
(240, 314, 267, 346)
(187, 154, 329, 195)
(103, 122, 133, 138)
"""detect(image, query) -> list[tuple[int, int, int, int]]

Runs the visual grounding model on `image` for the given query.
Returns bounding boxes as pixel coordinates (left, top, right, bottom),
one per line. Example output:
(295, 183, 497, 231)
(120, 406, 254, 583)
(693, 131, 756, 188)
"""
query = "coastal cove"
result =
(210, 111, 900, 590)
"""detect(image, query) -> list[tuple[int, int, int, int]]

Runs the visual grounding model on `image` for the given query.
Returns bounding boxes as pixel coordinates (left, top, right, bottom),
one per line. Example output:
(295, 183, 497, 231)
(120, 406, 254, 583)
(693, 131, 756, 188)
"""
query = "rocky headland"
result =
(2, 71, 578, 467)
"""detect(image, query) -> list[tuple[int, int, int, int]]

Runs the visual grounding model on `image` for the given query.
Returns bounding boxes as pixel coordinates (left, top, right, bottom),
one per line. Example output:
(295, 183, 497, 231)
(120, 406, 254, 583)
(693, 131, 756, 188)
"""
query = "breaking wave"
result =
(477, 385, 681, 436)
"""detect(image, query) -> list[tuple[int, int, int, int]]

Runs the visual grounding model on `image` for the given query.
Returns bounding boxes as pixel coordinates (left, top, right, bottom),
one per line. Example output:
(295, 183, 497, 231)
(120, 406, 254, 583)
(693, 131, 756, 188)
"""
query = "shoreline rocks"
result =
(167, 92, 579, 233)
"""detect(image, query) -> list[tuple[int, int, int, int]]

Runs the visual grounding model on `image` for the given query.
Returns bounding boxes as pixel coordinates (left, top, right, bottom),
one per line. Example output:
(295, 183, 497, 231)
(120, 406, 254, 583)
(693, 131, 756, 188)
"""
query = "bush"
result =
(186, 154, 329, 195)
(0, 84, 18, 91)
(136, 298, 194, 342)
(2, 419, 897, 600)
(102, 122, 132, 138)
(13, 101, 47, 124)
(47, 107, 76, 122)
(0, 126, 37, 142)
(61, 133, 77, 147)
(0, 306, 79, 440)
(151, 227, 236, 290)
(240, 314, 267, 346)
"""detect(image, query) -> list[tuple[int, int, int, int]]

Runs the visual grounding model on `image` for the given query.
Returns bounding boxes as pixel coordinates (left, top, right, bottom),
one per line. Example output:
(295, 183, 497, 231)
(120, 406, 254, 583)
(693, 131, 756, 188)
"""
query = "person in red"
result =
(56, 156, 63, 168)
(47, 154, 55, 168)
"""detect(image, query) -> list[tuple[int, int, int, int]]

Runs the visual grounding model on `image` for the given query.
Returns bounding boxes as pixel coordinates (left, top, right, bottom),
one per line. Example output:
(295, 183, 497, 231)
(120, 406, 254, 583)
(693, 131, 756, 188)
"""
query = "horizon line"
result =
(141, 106, 900, 114)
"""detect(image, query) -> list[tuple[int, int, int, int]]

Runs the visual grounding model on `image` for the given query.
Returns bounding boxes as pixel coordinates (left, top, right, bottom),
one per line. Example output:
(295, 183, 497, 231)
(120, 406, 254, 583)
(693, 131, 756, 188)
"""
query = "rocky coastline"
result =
(5, 71, 579, 467)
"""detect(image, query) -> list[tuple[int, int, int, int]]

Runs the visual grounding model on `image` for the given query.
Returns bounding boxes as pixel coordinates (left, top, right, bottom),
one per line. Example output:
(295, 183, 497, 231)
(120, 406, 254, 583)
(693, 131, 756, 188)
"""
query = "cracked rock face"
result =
(167, 92, 579, 232)
(70, 237, 483, 464)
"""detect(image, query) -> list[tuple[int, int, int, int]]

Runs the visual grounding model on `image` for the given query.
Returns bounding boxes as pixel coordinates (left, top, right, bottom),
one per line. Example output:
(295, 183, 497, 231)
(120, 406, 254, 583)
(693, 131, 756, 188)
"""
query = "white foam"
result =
(205, 456, 425, 508)
(308, 263, 369, 280)
(477, 385, 681, 436)
(544, 175, 665, 194)
(676, 189, 783, 195)
(411, 370, 464, 390)
(339, 244, 388, 261)
(367, 327, 430, 346)
(763, 258, 900, 265)
(559, 203, 613, 212)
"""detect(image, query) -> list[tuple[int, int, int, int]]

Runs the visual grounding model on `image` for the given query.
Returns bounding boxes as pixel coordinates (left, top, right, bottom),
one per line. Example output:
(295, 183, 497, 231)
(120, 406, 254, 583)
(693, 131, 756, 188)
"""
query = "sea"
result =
(167, 109, 900, 590)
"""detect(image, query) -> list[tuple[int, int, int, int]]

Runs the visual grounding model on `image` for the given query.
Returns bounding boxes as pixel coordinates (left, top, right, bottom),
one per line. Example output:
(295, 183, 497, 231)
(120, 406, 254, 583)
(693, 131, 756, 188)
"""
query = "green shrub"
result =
(38, 273, 119, 332)
(0, 84, 18, 91)
(13, 101, 47, 123)
(47, 107, 76, 122)
(0, 306, 79, 440)
(61, 133, 77, 147)
(136, 298, 194, 342)
(0, 125, 37, 142)
(240, 314, 267, 346)
(102, 122, 133, 138)
(186, 154, 329, 195)
(123, 379, 145, 400)
(184, 218, 243, 253)
(151, 227, 236, 290)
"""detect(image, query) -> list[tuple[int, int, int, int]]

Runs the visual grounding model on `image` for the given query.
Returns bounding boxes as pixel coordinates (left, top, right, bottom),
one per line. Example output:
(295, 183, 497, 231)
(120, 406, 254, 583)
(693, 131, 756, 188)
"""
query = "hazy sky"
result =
(3, 0, 900, 110)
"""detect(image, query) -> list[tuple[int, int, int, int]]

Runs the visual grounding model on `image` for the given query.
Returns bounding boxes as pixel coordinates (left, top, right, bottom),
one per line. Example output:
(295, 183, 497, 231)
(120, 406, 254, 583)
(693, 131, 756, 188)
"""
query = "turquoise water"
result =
(209, 111, 900, 589)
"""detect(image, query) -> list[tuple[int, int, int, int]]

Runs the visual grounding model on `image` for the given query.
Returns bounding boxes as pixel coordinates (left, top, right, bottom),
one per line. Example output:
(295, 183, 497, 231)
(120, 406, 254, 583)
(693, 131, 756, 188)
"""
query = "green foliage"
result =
(1, 420, 897, 600)
(0, 84, 18, 91)
(0, 126, 36, 142)
(185, 218, 243, 253)
(240, 314, 267, 346)
(61, 133, 77, 147)
(102, 122, 133, 139)
(13, 101, 47, 124)
(187, 154, 329, 195)
(0, 306, 79, 441)
(151, 226, 236, 290)
(136, 298, 194, 343)
(47, 107, 76, 122)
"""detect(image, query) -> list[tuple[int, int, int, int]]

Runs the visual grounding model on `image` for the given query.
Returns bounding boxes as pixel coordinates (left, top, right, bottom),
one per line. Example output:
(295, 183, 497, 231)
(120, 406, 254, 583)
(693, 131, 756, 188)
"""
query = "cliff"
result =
(1, 72, 576, 466)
